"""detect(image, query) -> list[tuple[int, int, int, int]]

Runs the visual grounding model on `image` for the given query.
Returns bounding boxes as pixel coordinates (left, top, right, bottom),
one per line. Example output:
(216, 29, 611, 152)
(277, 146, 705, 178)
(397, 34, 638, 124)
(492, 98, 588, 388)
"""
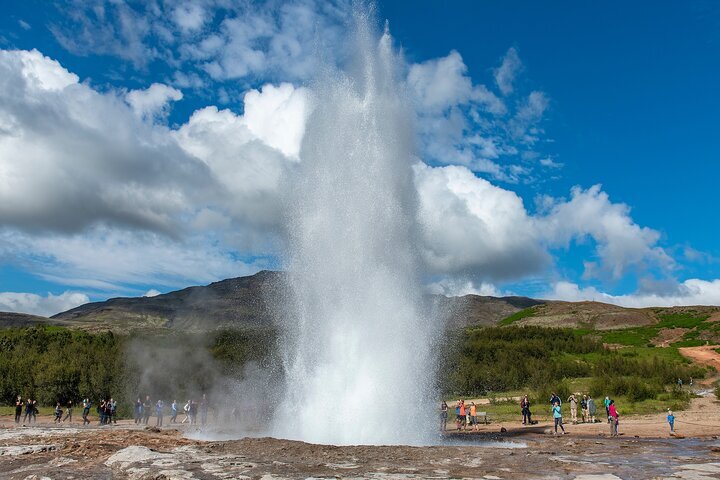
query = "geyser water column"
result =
(274, 16, 436, 445)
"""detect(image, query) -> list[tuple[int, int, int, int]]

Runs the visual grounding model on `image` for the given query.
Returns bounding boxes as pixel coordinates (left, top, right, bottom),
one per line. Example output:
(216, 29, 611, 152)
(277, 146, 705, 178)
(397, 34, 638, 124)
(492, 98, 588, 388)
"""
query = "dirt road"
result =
(680, 344, 720, 384)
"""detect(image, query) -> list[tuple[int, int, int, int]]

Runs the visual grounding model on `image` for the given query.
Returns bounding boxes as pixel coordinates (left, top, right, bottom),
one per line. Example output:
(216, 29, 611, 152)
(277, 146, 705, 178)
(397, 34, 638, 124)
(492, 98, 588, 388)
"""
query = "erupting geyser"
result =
(272, 12, 437, 445)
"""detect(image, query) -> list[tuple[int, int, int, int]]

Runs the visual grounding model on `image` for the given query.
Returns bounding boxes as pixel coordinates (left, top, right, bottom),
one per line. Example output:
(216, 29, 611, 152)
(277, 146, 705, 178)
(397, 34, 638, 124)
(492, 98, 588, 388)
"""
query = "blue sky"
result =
(0, 0, 719, 315)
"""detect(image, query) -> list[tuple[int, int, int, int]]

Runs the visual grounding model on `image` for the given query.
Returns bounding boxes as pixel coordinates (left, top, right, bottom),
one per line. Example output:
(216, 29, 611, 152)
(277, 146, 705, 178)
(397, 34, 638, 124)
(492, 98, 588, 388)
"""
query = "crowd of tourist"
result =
(132, 394, 210, 427)
(443, 393, 644, 437)
(12, 394, 212, 428)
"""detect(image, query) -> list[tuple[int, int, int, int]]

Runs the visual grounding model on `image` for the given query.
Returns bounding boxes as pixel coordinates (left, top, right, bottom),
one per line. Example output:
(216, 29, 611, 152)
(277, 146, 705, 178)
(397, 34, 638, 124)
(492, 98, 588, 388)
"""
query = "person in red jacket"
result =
(608, 400, 619, 437)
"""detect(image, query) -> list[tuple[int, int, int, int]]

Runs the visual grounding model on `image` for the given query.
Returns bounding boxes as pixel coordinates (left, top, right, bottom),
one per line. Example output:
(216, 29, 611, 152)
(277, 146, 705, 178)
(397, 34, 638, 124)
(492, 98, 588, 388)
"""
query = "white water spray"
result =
(273, 13, 436, 445)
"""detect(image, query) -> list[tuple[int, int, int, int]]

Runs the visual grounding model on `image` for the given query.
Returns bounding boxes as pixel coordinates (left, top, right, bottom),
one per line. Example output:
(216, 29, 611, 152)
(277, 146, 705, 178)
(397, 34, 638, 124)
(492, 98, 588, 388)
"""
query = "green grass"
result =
(599, 327, 658, 346)
(594, 312, 714, 348)
(0, 406, 54, 416)
(657, 312, 710, 329)
(621, 346, 690, 363)
(498, 307, 538, 326)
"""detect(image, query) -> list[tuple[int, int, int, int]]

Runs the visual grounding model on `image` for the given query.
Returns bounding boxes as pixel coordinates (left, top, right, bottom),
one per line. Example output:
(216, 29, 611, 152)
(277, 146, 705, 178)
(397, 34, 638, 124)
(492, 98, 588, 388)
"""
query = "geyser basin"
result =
(272, 11, 438, 445)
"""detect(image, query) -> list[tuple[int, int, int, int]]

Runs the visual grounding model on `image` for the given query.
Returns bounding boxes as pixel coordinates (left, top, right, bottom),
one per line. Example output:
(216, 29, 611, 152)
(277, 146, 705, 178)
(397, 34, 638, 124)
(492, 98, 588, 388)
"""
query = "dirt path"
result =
(680, 344, 720, 384)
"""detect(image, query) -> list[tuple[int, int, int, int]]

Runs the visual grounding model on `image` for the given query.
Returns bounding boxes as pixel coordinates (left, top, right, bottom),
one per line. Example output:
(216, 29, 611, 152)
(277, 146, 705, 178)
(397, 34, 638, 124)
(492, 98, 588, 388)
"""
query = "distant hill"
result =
(0, 311, 66, 329)
(51, 270, 282, 332)
(0, 271, 717, 335)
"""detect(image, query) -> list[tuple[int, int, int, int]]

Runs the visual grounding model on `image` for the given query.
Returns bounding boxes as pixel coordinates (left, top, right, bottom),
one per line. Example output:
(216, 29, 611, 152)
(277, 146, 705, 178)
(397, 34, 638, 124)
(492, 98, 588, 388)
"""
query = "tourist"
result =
(552, 401, 566, 435)
(82, 398, 92, 425)
(156, 400, 164, 427)
(455, 401, 462, 430)
(440, 401, 448, 431)
(98, 399, 106, 424)
(171, 400, 178, 423)
(459, 400, 466, 431)
(667, 409, 675, 434)
(54, 402, 63, 423)
(567, 394, 578, 424)
(604, 396, 611, 422)
(110, 398, 117, 424)
(182, 399, 191, 424)
(520, 395, 532, 425)
(14, 396, 22, 424)
(200, 394, 209, 426)
(63, 400, 73, 423)
(30, 399, 38, 423)
(143, 395, 152, 425)
(189, 400, 198, 425)
(587, 395, 597, 423)
(470, 401, 478, 431)
(580, 395, 588, 423)
(677, 378, 683, 388)
(134, 398, 143, 424)
(608, 400, 619, 437)
(549, 392, 561, 406)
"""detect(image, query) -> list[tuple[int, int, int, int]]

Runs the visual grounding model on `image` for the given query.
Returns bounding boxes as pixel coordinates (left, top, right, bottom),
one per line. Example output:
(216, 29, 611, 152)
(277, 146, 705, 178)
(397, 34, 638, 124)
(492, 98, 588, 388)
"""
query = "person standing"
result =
(171, 400, 178, 423)
(604, 396, 611, 423)
(580, 395, 588, 423)
(587, 395, 597, 423)
(550, 393, 561, 406)
(182, 400, 191, 424)
(63, 400, 73, 423)
(143, 395, 152, 425)
(82, 399, 92, 425)
(459, 400, 466, 431)
(155, 400, 164, 427)
(189, 400, 198, 425)
(520, 395, 532, 425)
(567, 394, 578, 424)
(14, 396, 23, 424)
(470, 402, 478, 431)
(23, 398, 33, 424)
(440, 401, 448, 431)
(200, 394, 209, 426)
(667, 409, 675, 434)
(455, 401, 462, 430)
(110, 398, 117, 424)
(54, 402, 63, 423)
(608, 400, 619, 437)
(552, 401, 566, 435)
(134, 398, 143, 424)
(98, 399, 106, 425)
(30, 399, 38, 423)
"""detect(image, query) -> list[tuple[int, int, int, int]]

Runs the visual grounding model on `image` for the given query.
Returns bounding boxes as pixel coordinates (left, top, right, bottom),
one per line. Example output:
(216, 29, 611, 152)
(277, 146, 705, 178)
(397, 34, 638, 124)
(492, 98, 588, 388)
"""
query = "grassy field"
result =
(445, 392, 693, 424)
(595, 311, 716, 348)
(0, 406, 55, 416)
(498, 307, 538, 326)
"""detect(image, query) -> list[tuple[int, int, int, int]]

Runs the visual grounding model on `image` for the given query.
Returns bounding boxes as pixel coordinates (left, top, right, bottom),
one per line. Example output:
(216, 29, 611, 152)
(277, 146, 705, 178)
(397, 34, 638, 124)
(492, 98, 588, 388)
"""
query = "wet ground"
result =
(2, 423, 720, 479)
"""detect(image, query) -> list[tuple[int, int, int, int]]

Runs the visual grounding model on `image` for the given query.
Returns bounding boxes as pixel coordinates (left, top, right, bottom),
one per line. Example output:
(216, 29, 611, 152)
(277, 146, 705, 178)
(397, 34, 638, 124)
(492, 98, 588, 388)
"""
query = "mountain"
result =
(0, 270, 717, 334)
(50, 270, 282, 332)
(0, 311, 66, 329)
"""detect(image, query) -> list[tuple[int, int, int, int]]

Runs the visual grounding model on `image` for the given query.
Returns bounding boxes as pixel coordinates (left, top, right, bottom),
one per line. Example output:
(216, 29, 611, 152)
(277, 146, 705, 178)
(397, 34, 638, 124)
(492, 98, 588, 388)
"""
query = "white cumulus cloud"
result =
(126, 83, 183, 121)
(0, 291, 89, 317)
(547, 279, 720, 308)
(414, 163, 549, 280)
(539, 185, 673, 280)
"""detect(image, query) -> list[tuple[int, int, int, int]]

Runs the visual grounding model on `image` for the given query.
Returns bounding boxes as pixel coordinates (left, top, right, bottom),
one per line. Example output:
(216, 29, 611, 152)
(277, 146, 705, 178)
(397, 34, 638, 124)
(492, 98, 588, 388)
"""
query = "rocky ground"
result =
(2, 420, 720, 480)
(3, 393, 720, 480)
